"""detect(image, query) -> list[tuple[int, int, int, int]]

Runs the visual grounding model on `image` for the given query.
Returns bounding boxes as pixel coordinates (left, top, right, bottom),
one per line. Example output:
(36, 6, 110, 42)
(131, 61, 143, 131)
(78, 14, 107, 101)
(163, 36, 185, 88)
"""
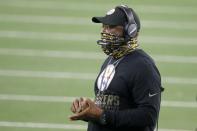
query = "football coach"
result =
(69, 5, 164, 131)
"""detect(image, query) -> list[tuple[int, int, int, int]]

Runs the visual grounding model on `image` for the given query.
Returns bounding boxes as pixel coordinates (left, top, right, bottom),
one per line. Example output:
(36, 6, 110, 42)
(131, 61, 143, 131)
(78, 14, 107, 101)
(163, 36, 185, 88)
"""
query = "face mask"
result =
(97, 32, 139, 59)
(97, 32, 125, 55)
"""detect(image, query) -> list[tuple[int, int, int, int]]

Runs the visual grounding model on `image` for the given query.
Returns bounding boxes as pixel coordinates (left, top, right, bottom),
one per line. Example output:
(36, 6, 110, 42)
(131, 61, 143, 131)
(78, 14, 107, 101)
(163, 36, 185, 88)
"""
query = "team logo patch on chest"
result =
(97, 64, 115, 91)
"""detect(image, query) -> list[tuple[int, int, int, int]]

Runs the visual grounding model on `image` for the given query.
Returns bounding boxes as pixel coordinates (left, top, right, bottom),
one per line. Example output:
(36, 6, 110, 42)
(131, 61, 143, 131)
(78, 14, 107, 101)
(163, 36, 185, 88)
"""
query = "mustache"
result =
(97, 32, 125, 46)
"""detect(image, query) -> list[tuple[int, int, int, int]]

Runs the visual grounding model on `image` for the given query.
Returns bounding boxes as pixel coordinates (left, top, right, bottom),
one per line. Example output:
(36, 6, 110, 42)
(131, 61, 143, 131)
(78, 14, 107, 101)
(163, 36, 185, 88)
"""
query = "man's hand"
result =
(69, 98, 103, 121)
(70, 97, 87, 114)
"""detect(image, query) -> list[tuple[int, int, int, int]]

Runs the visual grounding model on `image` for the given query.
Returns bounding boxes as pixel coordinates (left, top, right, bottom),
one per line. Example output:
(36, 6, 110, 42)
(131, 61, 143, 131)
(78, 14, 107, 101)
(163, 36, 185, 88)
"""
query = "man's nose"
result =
(102, 27, 109, 33)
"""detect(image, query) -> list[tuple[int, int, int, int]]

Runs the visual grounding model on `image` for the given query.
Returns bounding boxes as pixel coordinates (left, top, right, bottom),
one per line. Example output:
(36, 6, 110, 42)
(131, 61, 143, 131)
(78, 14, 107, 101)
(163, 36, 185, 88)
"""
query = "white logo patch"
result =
(106, 8, 115, 15)
(97, 64, 115, 91)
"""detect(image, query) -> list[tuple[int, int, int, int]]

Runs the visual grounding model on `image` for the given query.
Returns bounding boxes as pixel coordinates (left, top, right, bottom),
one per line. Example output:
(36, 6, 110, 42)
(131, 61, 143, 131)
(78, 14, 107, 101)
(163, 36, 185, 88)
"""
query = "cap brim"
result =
(92, 17, 105, 23)
(92, 16, 117, 25)
(92, 17, 103, 23)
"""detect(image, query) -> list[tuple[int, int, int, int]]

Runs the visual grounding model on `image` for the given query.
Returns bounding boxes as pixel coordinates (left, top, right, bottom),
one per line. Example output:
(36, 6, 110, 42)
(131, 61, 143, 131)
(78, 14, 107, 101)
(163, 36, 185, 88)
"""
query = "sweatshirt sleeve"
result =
(100, 60, 162, 128)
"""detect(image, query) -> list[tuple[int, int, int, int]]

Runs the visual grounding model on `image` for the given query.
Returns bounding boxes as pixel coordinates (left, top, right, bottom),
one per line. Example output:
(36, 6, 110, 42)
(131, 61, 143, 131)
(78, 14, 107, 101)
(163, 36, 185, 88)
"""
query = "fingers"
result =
(70, 101, 102, 121)
(70, 97, 85, 114)
(70, 98, 95, 121)
(69, 114, 78, 121)
(69, 107, 89, 121)
(85, 98, 93, 104)
(81, 98, 90, 110)
(69, 114, 81, 121)
(76, 97, 83, 113)
(71, 104, 76, 113)
(71, 98, 80, 113)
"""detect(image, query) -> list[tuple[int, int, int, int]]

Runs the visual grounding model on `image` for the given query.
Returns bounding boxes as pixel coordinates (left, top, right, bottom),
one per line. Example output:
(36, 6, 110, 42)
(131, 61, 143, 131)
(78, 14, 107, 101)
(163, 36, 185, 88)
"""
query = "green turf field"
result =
(0, 0, 197, 131)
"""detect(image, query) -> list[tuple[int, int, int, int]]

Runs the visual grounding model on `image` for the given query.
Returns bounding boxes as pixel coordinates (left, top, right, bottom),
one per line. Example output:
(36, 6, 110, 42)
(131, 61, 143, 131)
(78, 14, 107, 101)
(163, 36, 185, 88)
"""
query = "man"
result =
(69, 5, 163, 131)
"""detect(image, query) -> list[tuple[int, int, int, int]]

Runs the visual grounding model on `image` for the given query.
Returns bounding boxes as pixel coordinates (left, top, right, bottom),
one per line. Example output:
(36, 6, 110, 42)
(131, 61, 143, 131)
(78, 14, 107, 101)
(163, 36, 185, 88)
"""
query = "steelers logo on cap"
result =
(106, 8, 115, 15)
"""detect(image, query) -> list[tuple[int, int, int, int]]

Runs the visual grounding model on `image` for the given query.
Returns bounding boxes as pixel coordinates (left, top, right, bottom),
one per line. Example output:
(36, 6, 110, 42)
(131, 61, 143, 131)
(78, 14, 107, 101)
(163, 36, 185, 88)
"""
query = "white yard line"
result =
(0, 48, 197, 64)
(0, 94, 76, 103)
(152, 55, 197, 64)
(0, 31, 96, 41)
(0, 14, 196, 30)
(136, 5, 197, 15)
(0, 48, 105, 60)
(141, 20, 197, 30)
(162, 77, 197, 85)
(0, 121, 87, 130)
(0, 0, 196, 15)
(0, 31, 197, 45)
(0, 69, 197, 85)
(0, 94, 196, 108)
(0, 70, 96, 80)
(0, 121, 193, 131)
(161, 101, 197, 108)
(0, 14, 90, 25)
(159, 129, 192, 131)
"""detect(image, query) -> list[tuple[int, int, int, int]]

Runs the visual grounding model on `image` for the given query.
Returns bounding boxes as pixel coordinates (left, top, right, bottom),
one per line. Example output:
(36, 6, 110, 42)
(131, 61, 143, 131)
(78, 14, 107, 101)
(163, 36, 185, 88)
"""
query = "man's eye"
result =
(102, 25, 116, 29)
(109, 25, 116, 28)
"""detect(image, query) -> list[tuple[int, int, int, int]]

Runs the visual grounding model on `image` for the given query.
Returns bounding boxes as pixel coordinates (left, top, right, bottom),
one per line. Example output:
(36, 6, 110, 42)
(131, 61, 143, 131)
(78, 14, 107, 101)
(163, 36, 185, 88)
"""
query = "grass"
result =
(0, 0, 197, 130)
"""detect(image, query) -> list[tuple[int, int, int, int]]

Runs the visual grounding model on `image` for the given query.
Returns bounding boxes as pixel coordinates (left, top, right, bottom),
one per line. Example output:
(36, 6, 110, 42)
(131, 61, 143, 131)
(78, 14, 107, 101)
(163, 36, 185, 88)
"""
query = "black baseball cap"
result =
(92, 6, 140, 31)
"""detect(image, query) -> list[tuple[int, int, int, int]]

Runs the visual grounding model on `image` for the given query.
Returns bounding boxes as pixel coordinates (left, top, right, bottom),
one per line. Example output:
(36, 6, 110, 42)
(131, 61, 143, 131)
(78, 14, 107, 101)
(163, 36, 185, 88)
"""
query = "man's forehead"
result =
(102, 24, 124, 28)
